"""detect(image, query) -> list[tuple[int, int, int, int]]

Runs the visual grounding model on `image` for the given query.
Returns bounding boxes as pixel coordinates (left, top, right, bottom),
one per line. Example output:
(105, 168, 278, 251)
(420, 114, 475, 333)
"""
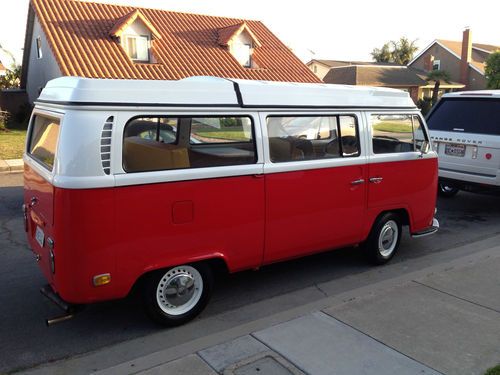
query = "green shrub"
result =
(485, 364, 500, 375)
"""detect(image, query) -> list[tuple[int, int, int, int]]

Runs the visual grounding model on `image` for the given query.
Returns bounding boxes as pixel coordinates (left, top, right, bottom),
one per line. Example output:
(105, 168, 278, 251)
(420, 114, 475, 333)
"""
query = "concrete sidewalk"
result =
(19, 242, 500, 375)
(0, 158, 23, 174)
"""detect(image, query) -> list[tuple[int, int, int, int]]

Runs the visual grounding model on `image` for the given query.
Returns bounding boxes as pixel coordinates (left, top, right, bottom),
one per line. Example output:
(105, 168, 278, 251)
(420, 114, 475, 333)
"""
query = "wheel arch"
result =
(128, 255, 229, 298)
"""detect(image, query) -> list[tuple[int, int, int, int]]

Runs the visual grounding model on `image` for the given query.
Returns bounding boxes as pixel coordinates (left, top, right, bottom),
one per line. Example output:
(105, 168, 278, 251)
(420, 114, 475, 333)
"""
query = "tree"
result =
(485, 51, 500, 89)
(371, 43, 392, 63)
(0, 64, 21, 89)
(371, 37, 419, 65)
(426, 70, 451, 105)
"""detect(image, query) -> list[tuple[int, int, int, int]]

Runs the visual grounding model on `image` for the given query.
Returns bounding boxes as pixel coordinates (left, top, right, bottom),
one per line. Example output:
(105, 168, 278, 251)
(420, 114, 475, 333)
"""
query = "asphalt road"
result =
(2, 173, 500, 374)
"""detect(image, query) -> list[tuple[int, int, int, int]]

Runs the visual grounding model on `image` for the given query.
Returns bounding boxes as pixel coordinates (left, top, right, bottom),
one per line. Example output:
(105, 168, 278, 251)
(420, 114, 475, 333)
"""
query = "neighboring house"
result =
(0, 61, 6, 76)
(21, 0, 320, 103)
(314, 61, 463, 103)
(408, 28, 500, 91)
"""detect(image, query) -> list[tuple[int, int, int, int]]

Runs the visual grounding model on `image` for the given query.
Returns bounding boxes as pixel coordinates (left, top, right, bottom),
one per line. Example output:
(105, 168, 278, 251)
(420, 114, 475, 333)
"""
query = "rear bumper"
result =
(439, 168, 500, 189)
(411, 218, 439, 238)
(40, 284, 78, 313)
(439, 176, 500, 194)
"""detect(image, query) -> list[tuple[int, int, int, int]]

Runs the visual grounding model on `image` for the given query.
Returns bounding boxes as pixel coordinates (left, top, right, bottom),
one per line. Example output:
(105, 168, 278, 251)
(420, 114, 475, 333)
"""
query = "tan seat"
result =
(123, 137, 190, 172)
(269, 137, 304, 162)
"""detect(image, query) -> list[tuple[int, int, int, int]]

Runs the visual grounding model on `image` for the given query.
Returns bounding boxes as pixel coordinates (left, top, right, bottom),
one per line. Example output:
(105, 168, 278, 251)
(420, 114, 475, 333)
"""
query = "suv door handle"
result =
(369, 177, 383, 184)
(350, 178, 365, 185)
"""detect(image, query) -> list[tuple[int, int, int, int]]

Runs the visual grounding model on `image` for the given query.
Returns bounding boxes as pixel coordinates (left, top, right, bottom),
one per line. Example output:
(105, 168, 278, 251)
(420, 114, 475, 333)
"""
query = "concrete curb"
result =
(0, 158, 23, 174)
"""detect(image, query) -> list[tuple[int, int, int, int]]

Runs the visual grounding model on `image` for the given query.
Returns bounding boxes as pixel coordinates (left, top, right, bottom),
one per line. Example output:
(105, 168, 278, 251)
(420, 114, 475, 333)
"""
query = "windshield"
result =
(427, 98, 500, 135)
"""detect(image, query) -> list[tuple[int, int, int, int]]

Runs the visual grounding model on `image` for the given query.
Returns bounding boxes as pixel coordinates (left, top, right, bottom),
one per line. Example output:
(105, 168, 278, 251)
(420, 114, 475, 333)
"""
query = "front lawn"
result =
(0, 129, 26, 160)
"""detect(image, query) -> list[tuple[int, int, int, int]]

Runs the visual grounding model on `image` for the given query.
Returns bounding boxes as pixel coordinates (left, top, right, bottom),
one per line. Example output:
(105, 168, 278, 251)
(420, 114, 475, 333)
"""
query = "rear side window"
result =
(267, 115, 360, 163)
(427, 98, 500, 135)
(123, 115, 256, 172)
(371, 114, 427, 154)
(28, 115, 60, 171)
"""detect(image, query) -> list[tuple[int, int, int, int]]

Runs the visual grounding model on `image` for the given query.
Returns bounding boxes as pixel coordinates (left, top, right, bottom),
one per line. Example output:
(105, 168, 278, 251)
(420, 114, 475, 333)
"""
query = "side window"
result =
(189, 117, 256, 168)
(28, 115, 60, 171)
(123, 115, 256, 173)
(339, 116, 360, 157)
(371, 114, 415, 154)
(412, 115, 429, 152)
(267, 115, 359, 163)
(190, 117, 253, 144)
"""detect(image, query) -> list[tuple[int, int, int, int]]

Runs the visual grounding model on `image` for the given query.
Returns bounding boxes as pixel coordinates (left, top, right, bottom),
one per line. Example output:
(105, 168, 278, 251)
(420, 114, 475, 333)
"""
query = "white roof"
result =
(38, 76, 416, 108)
(442, 90, 500, 98)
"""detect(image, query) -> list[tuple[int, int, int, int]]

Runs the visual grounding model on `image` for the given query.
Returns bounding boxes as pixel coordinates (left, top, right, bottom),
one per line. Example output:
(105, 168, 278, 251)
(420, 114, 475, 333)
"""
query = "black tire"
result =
(438, 182, 459, 198)
(365, 212, 402, 265)
(142, 263, 213, 326)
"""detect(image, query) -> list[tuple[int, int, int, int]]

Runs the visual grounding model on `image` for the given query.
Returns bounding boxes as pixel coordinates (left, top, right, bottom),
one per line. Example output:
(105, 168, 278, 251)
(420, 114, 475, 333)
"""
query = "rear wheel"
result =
(438, 182, 459, 198)
(365, 212, 402, 265)
(142, 263, 213, 326)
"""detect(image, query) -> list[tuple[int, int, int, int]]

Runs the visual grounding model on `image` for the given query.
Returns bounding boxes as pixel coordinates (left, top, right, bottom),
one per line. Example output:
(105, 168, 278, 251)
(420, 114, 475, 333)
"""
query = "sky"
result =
(0, 0, 499, 68)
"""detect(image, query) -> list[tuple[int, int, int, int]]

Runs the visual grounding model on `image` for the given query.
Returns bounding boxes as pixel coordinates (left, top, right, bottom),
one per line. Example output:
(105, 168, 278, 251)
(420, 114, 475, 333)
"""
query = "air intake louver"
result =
(100, 116, 113, 175)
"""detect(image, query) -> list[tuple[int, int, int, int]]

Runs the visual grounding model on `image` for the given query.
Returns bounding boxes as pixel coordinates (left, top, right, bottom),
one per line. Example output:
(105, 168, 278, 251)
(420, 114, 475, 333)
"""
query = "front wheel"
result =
(365, 213, 402, 265)
(142, 263, 213, 326)
(438, 182, 459, 198)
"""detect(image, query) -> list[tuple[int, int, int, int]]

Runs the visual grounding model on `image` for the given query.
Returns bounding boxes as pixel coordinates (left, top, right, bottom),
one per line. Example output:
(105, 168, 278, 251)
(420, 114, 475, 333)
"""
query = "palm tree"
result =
(426, 70, 451, 105)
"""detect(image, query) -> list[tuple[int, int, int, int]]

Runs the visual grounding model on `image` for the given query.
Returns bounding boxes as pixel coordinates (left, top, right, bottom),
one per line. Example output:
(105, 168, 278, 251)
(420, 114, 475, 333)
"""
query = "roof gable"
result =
(109, 9, 161, 40)
(218, 22, 261, 48)
(26, 0, 320, 83)
(409, 39, 500, 75)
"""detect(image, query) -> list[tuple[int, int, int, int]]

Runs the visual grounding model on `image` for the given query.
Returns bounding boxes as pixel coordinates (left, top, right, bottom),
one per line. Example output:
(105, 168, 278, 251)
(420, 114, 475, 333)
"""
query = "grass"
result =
(0, 129, 26, 160)
(485, 365, 500, 375)
(195, 129, 248, 141)
(373, 122, 413, 133)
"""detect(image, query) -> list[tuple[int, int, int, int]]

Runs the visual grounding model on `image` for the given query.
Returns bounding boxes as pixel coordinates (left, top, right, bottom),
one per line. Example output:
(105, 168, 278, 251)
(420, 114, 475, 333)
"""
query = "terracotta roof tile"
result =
(30, 0, 320, 83)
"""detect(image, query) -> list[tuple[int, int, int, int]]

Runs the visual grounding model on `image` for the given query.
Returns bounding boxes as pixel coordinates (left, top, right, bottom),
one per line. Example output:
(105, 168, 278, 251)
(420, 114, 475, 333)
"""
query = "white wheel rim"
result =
(156, 266, 203, 316)
(378, 220, 398, 257)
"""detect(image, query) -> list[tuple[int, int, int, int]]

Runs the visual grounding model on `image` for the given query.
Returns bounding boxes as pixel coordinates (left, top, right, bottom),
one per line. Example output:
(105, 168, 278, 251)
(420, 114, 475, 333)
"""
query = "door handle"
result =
(369, 177, 383, 184)
(30, 196, 38, 207)
(350, 178, 365, 185)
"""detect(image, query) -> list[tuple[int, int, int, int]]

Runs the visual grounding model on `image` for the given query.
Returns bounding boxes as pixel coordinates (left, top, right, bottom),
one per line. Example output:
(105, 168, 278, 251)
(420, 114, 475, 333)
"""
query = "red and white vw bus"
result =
(24, 77, 438, 325)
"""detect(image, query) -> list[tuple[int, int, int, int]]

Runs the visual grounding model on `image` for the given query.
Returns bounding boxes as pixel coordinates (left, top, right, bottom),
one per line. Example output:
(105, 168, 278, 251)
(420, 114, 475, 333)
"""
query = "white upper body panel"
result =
(37, 76, 416, 109)
(27, 76, 428, 189)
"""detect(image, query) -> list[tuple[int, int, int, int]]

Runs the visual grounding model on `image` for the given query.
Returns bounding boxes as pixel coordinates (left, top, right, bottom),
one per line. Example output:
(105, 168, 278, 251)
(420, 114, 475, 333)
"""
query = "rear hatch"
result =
(427, 97, 500, 182)
(24, 113, 61, 282)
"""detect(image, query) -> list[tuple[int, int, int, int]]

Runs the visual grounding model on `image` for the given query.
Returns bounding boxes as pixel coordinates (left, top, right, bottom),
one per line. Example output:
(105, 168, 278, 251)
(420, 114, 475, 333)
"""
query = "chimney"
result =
(460, 27, 472, 87)
(424, 54, 434, 71)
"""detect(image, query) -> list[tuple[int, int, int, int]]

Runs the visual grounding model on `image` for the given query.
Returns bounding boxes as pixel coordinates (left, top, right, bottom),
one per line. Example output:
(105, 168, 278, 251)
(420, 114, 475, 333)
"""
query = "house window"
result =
(36, 36, 43, 59)
(432, 59, 441, 70)
(313, 65, 317, 73)
(124, 35, 150, 62)
(233, 43, 252, 68)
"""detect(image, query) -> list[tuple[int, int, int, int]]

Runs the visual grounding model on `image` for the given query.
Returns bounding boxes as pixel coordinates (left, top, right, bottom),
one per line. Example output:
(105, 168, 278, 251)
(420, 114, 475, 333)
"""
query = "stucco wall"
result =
(307, 62, 331, 81)
(467, 67, 487, 90)
(26, 16, 62, 103)
(410, 43, 461, 83)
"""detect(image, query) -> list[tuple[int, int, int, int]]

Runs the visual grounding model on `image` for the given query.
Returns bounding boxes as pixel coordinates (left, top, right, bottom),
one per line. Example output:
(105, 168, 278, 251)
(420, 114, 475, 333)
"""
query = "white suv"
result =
(427, 90, 500, 197)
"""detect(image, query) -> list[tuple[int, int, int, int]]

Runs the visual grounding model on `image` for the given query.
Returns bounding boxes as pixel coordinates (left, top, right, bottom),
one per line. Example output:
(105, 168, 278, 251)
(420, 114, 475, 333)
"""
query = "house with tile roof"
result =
(309, 60, 464, 103)
(21, 0, 320, 103)
(408, 28, 499, 91)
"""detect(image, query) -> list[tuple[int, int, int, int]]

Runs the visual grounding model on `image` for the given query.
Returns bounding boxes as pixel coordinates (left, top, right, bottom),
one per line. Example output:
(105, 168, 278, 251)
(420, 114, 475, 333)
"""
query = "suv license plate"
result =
(35, 226, 45, 248)
(445, 143, 465, 157)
